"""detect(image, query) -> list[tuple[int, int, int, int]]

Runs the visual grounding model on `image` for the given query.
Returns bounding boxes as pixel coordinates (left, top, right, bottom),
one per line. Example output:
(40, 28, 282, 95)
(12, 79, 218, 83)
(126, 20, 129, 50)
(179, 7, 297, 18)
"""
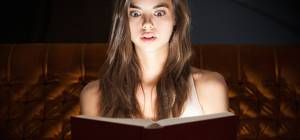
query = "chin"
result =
(140, 45, 168, 53)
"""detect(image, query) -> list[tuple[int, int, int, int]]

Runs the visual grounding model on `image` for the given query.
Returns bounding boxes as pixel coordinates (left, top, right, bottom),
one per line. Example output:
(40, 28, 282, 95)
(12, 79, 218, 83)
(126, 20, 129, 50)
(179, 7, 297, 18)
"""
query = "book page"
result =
(75, 115, 155, 128)
(156, 112, 235, 127)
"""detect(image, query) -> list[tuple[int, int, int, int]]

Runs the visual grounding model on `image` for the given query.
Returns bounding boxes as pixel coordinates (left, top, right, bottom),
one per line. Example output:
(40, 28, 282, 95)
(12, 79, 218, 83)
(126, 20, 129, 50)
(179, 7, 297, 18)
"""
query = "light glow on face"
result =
(128, 0, 175, 52)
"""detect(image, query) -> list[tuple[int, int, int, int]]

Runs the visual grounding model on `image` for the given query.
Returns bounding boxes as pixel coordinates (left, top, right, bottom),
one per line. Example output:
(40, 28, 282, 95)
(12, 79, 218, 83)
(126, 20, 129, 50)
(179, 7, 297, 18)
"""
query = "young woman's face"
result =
(128, 0, 175, 52)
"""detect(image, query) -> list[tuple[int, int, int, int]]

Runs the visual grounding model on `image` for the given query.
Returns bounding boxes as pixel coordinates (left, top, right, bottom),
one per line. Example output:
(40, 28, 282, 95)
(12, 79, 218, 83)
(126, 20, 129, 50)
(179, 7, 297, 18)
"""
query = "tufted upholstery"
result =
(0, 43, 299, 140)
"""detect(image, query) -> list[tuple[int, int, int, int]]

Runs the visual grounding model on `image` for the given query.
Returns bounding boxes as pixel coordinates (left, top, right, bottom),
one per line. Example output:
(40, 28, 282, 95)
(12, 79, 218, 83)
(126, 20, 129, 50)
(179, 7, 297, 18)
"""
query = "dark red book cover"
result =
(71, 112, 238, 140)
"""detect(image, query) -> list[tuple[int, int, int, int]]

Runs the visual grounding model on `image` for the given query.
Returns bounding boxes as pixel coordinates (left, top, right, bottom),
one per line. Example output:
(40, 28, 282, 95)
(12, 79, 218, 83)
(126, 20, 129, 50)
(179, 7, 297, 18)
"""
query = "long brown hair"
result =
(99, 0, 192, 120)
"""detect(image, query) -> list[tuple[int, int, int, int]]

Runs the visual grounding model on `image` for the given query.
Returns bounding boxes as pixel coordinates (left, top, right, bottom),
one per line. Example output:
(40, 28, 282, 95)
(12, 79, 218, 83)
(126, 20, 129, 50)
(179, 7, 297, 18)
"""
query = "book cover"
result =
(71, 112, 239, 140)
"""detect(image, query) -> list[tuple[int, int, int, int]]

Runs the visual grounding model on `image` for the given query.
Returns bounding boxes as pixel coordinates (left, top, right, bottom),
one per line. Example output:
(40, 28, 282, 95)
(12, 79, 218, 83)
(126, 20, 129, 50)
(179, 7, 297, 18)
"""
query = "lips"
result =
(141, 33, 157, 42)
(141, 36, 157, 42)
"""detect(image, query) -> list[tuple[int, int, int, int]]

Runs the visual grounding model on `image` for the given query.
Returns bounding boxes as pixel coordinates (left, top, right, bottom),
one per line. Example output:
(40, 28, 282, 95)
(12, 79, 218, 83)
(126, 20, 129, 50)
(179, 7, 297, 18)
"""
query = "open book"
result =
(71, 112, 238, 140)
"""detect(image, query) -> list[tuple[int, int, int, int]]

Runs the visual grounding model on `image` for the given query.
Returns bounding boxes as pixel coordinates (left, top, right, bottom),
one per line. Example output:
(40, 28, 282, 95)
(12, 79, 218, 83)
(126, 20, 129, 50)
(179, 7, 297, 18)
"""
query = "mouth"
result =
(140, 35, 157, 42)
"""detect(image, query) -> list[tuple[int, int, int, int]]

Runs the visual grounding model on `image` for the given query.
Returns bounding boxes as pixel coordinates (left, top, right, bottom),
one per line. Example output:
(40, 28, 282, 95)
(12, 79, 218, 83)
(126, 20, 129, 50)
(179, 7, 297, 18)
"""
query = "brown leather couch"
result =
(0, 43, 299, 140)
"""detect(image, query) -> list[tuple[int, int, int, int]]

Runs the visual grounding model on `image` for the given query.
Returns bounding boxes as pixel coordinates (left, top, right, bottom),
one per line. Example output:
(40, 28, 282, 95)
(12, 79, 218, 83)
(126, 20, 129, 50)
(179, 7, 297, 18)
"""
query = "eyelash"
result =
(129, 11, 141, 17)
(129, 10, 166, 17)
(154, 10, 166, 17)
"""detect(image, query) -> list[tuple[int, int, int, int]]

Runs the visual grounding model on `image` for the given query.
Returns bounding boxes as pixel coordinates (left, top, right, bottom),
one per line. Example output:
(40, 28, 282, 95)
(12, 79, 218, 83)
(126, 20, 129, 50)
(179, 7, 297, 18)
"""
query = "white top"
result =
(179, 76, 204, 117)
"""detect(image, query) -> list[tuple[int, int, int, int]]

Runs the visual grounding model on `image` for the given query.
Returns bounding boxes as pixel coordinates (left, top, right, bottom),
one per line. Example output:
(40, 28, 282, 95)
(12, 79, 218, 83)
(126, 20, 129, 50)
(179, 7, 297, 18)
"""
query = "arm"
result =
(80, 80, 101, 116)
(193, 71, 228, 114)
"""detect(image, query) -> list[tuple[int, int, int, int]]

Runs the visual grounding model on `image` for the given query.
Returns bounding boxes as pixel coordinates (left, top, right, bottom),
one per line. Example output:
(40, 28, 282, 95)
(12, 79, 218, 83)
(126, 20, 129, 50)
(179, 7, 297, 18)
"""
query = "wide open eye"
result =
(154, 10, 166, 17)
(129, 10, 142, 17)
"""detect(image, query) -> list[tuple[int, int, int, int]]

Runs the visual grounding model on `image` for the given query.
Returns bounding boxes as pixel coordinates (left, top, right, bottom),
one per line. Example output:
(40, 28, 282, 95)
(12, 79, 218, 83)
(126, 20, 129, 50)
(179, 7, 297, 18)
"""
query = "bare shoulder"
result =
(80, 80, 101, 116)
(191, 67, 228, 114)
(81, 80, 101, 99)
(191, 67, 226, 86)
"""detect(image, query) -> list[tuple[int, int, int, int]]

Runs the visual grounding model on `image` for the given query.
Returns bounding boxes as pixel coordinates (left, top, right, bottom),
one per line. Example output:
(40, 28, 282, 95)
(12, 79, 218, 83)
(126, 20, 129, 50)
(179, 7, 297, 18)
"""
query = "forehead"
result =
(129, 0, 173, 9)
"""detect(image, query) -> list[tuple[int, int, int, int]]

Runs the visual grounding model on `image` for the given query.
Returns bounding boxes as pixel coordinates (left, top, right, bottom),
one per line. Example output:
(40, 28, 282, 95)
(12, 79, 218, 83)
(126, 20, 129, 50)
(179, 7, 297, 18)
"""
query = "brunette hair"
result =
(99, 0, 192, 120)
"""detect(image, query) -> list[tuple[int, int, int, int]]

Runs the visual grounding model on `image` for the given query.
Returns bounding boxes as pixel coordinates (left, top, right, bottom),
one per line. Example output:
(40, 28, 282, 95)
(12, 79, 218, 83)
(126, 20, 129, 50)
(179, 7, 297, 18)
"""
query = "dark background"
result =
(1, 0, 299, 44)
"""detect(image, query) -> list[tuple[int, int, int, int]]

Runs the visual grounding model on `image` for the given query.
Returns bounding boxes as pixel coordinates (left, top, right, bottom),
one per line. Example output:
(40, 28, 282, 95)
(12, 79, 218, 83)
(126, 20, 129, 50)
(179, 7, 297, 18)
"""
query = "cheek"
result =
(129, 21, 139, 39)
(156, 21, 174, 38)
(155, 17, 174, 31)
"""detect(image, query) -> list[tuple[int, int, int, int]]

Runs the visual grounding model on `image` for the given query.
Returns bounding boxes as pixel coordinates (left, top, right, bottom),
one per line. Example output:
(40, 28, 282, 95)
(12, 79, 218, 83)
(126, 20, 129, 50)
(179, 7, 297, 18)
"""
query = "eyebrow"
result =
(129, 2, 170, 9)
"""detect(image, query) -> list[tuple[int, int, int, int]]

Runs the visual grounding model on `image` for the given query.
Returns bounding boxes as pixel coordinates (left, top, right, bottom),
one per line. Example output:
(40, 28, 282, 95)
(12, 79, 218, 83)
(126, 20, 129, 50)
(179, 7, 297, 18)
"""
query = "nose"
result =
(142, 15, 154, 31)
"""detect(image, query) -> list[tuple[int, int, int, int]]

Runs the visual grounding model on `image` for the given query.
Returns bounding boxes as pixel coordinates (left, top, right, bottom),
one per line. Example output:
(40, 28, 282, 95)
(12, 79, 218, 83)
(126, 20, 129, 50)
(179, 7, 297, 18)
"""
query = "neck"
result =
(135, 45, 168, 86)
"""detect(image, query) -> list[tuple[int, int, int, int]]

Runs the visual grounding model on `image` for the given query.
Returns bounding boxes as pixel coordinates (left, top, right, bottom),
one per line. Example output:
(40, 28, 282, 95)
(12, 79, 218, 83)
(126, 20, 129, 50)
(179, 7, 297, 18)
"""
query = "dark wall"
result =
(1, 0, 299, 44)
(2, 0, 43, 43)
(189, 0, 300, 44)
(44, 0, 113, 42)
(1, 0, 113, 43)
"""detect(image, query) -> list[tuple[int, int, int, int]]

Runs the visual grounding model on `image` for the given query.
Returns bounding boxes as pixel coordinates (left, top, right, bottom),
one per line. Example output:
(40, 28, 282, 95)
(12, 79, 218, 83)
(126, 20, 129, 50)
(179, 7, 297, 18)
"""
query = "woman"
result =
(80, 0, 228, 121)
